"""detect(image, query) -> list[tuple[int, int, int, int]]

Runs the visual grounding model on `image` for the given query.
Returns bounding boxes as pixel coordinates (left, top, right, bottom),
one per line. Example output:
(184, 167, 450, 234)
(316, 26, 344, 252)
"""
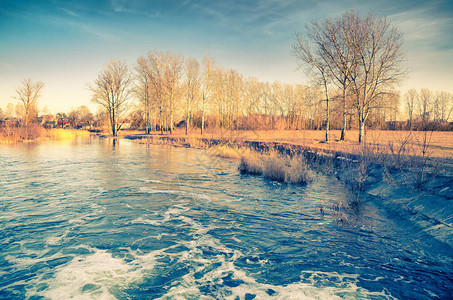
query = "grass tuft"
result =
(239, 152, 263, 175)
(239, 151, 313, 184)
(210, 144, 249, 159)
(262, 152, 287, 182)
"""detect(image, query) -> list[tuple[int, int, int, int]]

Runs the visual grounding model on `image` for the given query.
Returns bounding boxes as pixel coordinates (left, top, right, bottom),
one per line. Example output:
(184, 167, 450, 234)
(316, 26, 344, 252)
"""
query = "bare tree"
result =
(293, 33, 332, 141)
(5, 103, 15, 119)
(295, 12, 357, 140)
(135, 56, 152, 133)
(90, 60, 132, 136)
(184, 57, 200, 135)
(146, 51, 167, 134)
(347, 12, 406, 142)
(164, 53, 184, 134)
(433, 91, 452, 122)
(200, 56, 217, 135)
(14, 78, 44, 126)
(68, 106, 94, 128)
(417, 88, 433, 127)
(404, 89, 418, 130)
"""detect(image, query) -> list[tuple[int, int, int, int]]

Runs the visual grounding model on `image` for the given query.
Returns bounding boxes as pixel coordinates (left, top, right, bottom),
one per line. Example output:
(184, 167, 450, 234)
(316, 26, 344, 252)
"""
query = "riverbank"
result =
(125, 131, 453, 249)
(0, 127, 92, 144)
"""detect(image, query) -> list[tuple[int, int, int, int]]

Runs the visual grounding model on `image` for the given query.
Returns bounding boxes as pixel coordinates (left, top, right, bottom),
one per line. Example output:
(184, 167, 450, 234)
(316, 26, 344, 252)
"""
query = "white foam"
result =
(138, 187, 182, 195)
(26, 247, 162, 300)
(162, 266, 397, 300)
(147, 211, 396, 300)
(130, 217, 161, 226)
(141, 179, 164, 184)
(46, 229, 70, 246)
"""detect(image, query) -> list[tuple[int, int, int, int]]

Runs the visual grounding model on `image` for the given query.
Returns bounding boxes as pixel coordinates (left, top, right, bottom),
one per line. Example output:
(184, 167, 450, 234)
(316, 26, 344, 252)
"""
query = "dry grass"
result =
(285, 155, 313, 184)
(209, 144, 250, 159)
(239, 150, 313, 184)
(42, 129, 91, 140)
(239, 152, 263, 175)
(262, 151, 287, 182)
(132, 128, 453, 158)
(0, 126, 91, 143)
(133, 128, 451, 190)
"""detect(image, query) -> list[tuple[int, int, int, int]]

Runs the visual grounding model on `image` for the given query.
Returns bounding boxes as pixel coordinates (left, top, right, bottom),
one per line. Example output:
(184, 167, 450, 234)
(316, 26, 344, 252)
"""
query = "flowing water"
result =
(0, 137, 452, 299)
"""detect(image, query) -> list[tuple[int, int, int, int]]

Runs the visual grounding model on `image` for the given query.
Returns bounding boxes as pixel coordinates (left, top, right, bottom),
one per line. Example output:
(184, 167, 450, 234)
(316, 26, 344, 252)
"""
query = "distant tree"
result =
(5, 103, 15, 119)
(146, 51, 168, 134)
(135, 56, 152, 133)
(68, 106, 94, 128)
(201, 56, 218, 135)
(13, 78, 44, 125)
(42, 106, 50, 115)
(223, 69, 244, 130)
(404, 89, 418, 130)
(68, 109, 78, 127)
(184, 57, 200, 135)
(90, 60, 132, 136)
(417, 88, 433, 127)
(433, 91, 452, 122)
(94, 108, 108, 129)
(15, 104, 24, 121)
(164, 53, 184, 134)
(129, 107, 144, 129)
(78, 106, 94, 126)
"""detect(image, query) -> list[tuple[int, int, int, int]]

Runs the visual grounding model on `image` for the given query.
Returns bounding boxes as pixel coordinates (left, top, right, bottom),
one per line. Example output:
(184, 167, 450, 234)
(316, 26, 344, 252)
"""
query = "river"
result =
(0, 137, 452, 299)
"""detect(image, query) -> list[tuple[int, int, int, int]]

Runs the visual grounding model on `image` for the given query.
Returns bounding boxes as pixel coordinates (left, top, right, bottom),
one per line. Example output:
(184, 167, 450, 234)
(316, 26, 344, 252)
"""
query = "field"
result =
(126, 128, 453, 159)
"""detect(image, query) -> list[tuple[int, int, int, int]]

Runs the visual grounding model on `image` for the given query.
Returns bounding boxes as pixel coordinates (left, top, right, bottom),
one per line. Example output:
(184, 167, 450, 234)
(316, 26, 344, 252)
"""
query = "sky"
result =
(0, 0, 452, 114)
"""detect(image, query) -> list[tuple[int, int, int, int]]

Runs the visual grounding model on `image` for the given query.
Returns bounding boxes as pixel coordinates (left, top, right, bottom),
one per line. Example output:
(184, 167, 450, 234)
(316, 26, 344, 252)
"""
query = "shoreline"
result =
(125, 132, 453, 249)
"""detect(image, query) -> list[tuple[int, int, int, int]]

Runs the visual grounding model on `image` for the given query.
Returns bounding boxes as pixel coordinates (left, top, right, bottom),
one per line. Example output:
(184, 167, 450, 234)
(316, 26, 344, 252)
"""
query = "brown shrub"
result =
(239, 151, 313, 184)
(263, 152, 287, 182)
(239, 152, 263, 175)
(285, 155, 313, 184)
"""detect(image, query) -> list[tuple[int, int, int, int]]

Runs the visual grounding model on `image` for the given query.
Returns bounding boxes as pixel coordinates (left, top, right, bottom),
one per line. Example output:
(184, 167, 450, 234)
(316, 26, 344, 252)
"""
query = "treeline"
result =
(89, 52, 452, 137)
(402, 88, 453, 131)
(91, 54, 332, 136)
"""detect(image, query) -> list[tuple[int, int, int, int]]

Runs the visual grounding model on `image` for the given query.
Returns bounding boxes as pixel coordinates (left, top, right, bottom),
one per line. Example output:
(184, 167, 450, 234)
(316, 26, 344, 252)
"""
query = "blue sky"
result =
(1, 0, 452, 113)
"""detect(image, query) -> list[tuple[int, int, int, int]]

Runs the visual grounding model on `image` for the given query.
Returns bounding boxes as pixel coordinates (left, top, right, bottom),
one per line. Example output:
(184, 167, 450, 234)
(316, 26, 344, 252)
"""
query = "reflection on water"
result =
(0, 137, 452, 299)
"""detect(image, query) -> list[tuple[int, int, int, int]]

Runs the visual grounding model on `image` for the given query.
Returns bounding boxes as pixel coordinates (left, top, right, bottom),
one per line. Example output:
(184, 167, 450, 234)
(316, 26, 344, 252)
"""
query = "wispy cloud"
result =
(0, 62, 17, 71)
(58, 7, 80, 18)
(389, 7, 453, 51)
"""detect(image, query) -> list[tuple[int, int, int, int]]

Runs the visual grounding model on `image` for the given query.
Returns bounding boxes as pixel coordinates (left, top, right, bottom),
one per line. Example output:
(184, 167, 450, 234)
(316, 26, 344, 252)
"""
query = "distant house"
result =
(57, 119, 70, 128)
(2, 117, 20, 127)
(40, 114, 56, 129)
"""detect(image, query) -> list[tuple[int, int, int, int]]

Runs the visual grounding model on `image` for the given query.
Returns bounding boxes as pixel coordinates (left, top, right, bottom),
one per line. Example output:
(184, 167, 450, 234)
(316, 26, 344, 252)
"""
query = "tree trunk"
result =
(159, 101, 163, 135)
(340, 87, 346, 141)
(323, 77, 330, 142)
(112, 110, 116, 136)
(169, 93, 174, 134)
(146, 112, 150, 134)
(358, 118, 365, 143)
(201, 92, 206, 135)
(325, 98, 329, 142)
(186, 99, 190, 136)
(146, 94, 150, 134)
